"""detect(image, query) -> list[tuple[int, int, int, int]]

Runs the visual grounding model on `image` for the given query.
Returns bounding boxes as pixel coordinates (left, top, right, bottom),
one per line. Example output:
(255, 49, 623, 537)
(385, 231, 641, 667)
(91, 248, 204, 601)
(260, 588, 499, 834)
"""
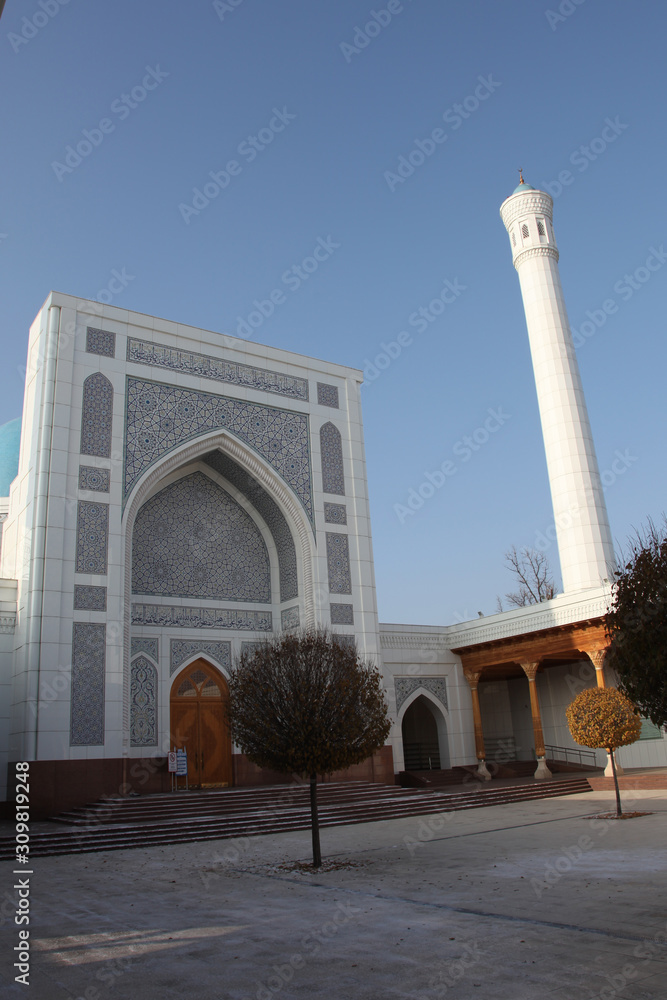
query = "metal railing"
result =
(403, 742, 441, 771)
(544, 744, 598, 767)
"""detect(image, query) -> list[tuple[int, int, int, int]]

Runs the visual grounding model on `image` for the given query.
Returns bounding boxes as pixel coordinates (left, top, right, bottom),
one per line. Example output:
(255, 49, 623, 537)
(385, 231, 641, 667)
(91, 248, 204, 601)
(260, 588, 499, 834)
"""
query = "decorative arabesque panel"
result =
(320, 422, 345, 495)
(127, 338, 309, 401)
(395, 677, 448, 713)
(203, 451, 298, 602)
(170, 640, 232, 675)
(75, 501, 109, 575)
(132, 472, 271, 603)
(130, 655, 158, 746)
(80, 372, 113, 458)
(124, 378, 312, 522)
(326, 532, 352, 594)
(70, 623, 106, 746)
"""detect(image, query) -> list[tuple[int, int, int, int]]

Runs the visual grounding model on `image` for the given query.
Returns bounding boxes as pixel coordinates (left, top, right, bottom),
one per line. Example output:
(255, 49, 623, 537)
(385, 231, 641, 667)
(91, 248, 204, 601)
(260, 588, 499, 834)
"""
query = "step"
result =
(0, 778, 592, 860)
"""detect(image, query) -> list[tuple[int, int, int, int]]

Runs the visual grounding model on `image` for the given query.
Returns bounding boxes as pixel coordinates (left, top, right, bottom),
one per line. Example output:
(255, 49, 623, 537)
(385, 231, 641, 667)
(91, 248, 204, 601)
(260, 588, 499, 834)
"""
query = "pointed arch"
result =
(399, 691, 451, 771)
(121, 430, 317, 744)
(170, 658, 232, 786)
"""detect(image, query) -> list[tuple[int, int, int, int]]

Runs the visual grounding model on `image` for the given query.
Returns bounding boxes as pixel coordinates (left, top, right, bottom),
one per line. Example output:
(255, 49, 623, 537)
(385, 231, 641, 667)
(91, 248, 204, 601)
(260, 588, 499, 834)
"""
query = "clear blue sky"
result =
(1, 0, 665, 625)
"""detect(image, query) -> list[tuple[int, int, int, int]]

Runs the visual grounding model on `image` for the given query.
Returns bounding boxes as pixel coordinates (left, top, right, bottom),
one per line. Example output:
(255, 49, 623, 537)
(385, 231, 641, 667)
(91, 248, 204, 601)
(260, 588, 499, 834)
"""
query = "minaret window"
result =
(521, 223, 529, 240)
(537, 219, 546, 237)
(511, 230, 516, 247)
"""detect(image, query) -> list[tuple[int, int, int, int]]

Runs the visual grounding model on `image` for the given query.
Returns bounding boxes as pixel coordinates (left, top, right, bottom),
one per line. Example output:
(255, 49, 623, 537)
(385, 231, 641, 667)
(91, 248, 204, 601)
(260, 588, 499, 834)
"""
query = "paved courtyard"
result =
(1, 788, 666, 1000)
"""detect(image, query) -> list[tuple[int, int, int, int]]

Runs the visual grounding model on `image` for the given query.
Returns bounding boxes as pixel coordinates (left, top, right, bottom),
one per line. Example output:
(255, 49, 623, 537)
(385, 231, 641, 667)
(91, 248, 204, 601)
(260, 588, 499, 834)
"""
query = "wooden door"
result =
(170, 660, 232, 787)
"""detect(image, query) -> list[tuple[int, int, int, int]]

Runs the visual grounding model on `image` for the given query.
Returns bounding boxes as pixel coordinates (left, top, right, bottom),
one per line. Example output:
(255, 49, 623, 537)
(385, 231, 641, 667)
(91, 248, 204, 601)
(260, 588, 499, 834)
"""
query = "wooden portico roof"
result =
(450, 617, 608, 680)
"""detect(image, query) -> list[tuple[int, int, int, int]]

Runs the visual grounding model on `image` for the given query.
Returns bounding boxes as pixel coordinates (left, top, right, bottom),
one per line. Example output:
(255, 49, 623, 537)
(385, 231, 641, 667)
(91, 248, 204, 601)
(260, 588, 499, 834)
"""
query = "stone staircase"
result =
(0, 776, 594, 859)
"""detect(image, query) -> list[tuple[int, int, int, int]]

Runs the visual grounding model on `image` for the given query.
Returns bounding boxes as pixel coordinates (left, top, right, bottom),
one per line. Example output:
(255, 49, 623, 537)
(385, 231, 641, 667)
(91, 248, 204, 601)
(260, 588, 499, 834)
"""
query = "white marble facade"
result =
(0, 288, 665, 807)
(0, 291, 382, 801)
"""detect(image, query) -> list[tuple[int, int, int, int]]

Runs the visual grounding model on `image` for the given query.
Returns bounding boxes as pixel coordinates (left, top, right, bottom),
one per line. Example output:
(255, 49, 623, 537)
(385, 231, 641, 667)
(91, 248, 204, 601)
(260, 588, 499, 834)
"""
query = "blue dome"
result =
(513, 180, 535, 194)
(0, 418, 21, 495)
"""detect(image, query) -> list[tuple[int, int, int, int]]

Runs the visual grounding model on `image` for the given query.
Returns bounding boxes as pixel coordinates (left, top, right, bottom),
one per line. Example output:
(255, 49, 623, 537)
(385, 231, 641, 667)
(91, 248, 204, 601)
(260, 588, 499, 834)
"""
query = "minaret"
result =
(500, 174, 616, 593)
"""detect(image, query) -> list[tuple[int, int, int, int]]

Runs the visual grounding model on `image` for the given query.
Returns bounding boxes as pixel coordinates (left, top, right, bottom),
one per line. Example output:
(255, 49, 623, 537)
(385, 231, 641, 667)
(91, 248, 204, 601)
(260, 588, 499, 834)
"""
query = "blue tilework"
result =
(78, 466, 110, 492)
(75, 501, 109, 575)
(317, 382, 339, 408)
(86, 327, 116, 358)
(395, 677, 448, 713)
(131, 604, 273, 631)
(170, 639, 232, 675)
(320, 422, 345, 495)
(324, 502, 347, 525)
(73, 585, 107, 611)
(130, 655, 158, 746)
(70, 623, 105, 746)
(127, 338, 309, 401)
(124, 378, 312, 522)
(132, 471, 271, 602)
(326, 532, 352, 593)
(80, 373, 113, 458)
(281, 606, 300, 630)
(330, 603, 353, 624)
(131, 637, 159, 662)
(203, 450, 297, 602)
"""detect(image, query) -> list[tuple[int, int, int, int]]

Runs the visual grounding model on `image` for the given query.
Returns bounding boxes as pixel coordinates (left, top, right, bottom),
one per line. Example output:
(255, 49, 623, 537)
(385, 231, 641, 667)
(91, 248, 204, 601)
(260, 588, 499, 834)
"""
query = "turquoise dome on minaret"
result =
(513, 178, 535, 194)
(0, 417, 21, 495)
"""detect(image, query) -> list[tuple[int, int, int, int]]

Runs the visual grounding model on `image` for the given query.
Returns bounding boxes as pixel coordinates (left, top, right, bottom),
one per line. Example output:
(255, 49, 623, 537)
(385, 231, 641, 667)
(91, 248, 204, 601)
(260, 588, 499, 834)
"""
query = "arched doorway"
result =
(170, 659, 232, 787)
(401, 695, 450, 771)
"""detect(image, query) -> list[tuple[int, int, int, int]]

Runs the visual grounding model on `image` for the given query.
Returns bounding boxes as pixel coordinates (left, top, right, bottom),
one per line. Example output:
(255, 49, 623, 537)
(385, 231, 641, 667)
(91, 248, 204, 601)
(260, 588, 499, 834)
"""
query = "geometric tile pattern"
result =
(241, 641, 266, 657)
(131, 604, 273, 631)
(130, 655, 158, 746)
(80, 372, 114, 458)
(281, 606, 300, 630)
(78, 465, 111, 492)
(75, 501, 109, 575)
(317, 382, 339, 408)
(131, 637, 159, 662)
(70, 623, 106, 746)
(395, 676, 448, 713)
(127, 338, 309, 401)
(326, 532, 352, 594)
(334, 634, 356, 650)
(330, 602, 354, 624)
(203, 450, 298, 602)
(86, 327, 116, 358)
(320, 422, 345, 495)
(131, 472, 271, 603)
(124, 378, 313, 522)
(73, 584, 107, 611)
(324, 502, 347, 525)
(170, 639, 232, 675)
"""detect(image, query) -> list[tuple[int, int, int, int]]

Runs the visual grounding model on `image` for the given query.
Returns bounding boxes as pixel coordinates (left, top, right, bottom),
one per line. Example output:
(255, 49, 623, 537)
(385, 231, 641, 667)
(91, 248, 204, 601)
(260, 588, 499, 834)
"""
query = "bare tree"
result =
(227, 628, 391, 867)
(497, 545, 557, 611)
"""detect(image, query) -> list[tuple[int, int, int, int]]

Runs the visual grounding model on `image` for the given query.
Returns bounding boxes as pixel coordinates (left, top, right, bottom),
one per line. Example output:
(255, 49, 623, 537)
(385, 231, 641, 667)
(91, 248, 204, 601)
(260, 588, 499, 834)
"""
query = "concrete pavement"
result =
(1, 788, 665, 999)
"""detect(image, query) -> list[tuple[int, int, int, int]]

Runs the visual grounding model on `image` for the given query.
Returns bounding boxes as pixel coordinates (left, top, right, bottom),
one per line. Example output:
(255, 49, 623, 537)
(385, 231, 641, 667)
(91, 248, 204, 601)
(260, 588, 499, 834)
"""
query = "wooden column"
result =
(584, 646, 621, 774)
(463, 668, 491, 780)
(585, 647, 608, 688)
(520, 661, 552, 780)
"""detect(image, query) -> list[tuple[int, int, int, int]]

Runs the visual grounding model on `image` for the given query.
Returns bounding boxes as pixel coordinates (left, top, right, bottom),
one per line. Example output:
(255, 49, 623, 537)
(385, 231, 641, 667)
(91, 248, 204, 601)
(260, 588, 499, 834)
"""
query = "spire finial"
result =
(518, 167, 524, 185)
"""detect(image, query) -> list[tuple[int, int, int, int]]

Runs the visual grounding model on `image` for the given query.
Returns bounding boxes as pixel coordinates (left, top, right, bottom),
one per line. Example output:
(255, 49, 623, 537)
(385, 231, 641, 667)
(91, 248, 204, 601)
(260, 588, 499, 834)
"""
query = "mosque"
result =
(1, 179, 665, 817)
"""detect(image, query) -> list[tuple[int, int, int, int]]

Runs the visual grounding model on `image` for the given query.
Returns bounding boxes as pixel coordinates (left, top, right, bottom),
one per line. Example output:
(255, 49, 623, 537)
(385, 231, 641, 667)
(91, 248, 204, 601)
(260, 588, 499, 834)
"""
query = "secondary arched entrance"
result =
(401, 694, 450, 771)
(170, 659, 232, 787)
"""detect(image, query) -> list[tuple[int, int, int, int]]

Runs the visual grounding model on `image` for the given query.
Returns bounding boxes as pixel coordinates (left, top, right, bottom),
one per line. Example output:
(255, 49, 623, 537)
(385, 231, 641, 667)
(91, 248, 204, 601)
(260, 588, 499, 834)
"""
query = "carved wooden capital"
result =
(584, 648, 608, 670)
(520, 660, 540, 681)
(463, 667, 483, 689)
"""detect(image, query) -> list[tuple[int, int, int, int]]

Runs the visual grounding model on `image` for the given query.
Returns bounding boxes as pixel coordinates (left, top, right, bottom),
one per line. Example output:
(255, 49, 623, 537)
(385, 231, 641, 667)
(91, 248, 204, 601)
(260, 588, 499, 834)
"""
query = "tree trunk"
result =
(609, 748, 622, 818)
(309, 773, 322, 868)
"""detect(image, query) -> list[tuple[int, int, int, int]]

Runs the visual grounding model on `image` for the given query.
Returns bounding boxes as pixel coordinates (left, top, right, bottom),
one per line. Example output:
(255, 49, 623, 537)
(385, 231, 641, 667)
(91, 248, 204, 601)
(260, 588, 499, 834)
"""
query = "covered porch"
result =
(451, 617, 609, 781)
